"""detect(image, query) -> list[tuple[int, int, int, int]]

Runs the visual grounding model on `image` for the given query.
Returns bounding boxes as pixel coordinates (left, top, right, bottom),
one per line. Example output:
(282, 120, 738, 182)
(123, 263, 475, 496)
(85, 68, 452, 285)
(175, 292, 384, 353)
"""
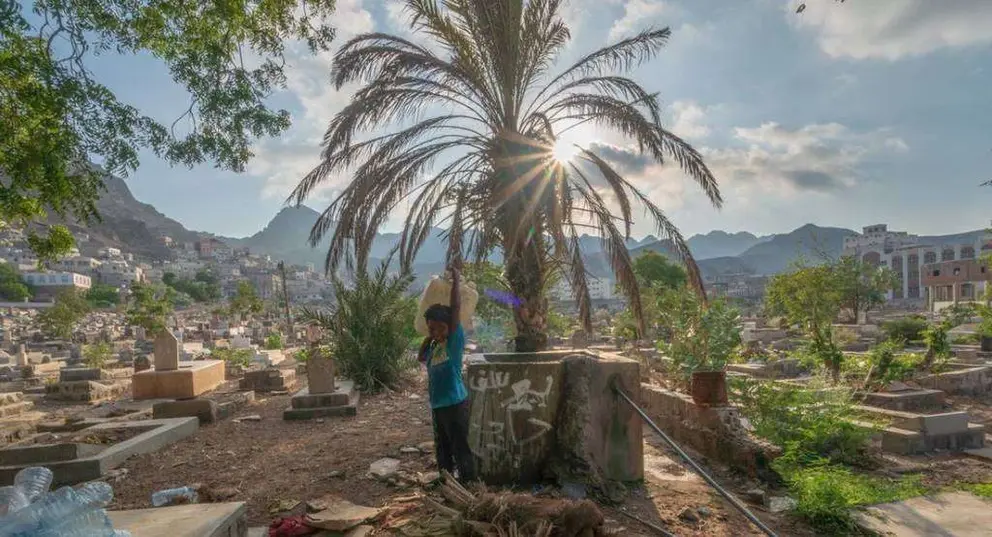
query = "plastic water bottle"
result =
(0, 485, 29, 515)
(0, 482, 113, 535)
(35, 506, 114, 537)
(150, 486, 198, 507)
(13, 467, 53, 503)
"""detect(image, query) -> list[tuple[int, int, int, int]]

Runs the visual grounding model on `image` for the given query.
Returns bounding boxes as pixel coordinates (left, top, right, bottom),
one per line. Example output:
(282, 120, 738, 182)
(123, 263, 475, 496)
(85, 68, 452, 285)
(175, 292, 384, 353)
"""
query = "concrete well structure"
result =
(465, 350, 642, 486)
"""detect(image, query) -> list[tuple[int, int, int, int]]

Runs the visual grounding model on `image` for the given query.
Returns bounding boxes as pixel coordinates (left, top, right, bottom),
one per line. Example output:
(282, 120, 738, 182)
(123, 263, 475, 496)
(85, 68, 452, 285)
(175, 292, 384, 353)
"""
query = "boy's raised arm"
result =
(449, 264, 461, 331)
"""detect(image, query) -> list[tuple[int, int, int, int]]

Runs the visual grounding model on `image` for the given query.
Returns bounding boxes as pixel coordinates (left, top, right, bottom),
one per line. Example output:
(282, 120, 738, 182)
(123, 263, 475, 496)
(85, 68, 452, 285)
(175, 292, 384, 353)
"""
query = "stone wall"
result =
(917, 366, 992, 396)
(639, 385, 780, 479)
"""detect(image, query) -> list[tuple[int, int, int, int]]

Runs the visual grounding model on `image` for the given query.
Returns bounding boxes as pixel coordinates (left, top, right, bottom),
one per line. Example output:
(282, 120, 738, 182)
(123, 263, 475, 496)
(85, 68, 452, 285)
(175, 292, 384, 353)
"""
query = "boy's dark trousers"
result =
(432, 400, 476, 481)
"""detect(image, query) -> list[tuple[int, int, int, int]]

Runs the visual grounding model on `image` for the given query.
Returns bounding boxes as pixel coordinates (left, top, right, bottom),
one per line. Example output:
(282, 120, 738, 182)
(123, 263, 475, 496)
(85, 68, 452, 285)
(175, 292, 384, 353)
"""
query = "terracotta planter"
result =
(981, 336, 992, 353)
(691, 370, 728, 407)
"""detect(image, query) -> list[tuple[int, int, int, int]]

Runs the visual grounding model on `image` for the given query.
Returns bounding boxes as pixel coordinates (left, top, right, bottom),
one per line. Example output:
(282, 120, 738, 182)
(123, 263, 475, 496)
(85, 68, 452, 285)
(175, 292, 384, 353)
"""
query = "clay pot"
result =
(981, 336, 992, 353)
(691, 370, 728, 407)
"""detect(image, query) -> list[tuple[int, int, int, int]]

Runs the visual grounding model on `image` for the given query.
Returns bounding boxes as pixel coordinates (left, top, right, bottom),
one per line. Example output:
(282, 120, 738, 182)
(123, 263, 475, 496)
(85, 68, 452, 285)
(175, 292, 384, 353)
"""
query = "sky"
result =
(83, 0, 992, 240)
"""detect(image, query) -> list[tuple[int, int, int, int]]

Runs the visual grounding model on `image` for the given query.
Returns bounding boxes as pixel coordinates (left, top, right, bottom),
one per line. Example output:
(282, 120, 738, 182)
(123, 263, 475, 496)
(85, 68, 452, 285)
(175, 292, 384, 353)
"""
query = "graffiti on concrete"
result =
(469, 370, 510, 392)
(502, 375, 553, 411)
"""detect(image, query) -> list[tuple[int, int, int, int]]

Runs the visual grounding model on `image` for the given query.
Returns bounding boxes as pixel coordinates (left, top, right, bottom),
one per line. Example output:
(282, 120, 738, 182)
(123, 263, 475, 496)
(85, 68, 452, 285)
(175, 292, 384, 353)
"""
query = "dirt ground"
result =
(107, 371, 809, 535)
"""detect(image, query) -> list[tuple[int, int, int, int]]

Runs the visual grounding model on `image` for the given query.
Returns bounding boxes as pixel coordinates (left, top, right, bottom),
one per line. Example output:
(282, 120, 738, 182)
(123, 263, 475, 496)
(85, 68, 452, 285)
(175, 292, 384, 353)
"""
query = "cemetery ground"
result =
(104, 370, 809, 536)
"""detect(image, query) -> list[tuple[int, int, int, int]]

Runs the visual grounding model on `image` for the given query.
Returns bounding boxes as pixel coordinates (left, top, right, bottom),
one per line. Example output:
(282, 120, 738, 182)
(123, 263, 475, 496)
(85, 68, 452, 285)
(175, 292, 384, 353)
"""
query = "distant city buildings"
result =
(21, 272, 92, 300)
(843, 223, 992, 309)
(550, 276, 615, 302)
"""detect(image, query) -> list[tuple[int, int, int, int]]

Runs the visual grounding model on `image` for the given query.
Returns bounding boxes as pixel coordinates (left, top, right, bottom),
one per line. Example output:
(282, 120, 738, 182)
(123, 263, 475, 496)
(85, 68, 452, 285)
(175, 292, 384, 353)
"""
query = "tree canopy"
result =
(633, 250, 687, 291)
(37, 287, 90, 339)
(290, 0, 719, 351)
(229, 280, 263, 320)
(163, 270, 222, 303)
(85, 283, 120, 308)
(1, 0, 337, 259)
(125, 282, 174, 336)
(0, 263, 31, 302)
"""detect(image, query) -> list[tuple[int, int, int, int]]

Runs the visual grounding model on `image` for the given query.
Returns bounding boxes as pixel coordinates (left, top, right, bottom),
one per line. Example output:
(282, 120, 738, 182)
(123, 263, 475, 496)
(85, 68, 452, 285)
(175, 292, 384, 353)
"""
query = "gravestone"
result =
(307, 353, 335, 394)
(133, 355, 152, 373)
(134, 326, 147, 341)
(153, 331, 180, 371)
(231, 335, 251, 350)
(14, 344, 27, 367)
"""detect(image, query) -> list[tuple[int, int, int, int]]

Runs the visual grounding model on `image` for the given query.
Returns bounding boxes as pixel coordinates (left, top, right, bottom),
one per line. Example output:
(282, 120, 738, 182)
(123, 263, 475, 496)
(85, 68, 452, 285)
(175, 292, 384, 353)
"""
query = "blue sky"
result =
(86, 0, 992, 239)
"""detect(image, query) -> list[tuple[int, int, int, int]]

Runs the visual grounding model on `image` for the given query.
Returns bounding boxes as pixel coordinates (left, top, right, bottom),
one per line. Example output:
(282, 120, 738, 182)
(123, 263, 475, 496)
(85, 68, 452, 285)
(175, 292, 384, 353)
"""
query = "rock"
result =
(308, 498, 383, 531)
(328, 470, 345, 479)
(408, 394, 421, 400)
(316, 419, 325, 424)
(885, 381, 913, 393)
(369, 457, 401, 480)
(744, 488, 766, 506)
(418, 471, 440, 486)
(416, 441, 434, 453)
(344, 525, 374, 537)
(268, 499, 301, 514)
(678, 506, 700, 523)
(399, 446, 421, 455)
(697, 506, 712, 518)
(768, 497, 797, 513)
(234, 415, 262, 423)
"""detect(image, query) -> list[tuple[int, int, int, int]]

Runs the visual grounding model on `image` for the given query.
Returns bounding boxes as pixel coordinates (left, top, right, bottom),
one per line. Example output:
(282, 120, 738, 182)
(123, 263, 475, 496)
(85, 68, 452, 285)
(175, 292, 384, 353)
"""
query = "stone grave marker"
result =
(153, 331, 180, 371)
(14, 344, 26, 367)
(308, 352, 335, 394)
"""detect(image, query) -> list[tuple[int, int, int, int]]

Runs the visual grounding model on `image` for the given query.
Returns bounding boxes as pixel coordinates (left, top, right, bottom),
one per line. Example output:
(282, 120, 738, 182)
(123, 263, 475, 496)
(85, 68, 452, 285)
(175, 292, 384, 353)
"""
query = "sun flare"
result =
(551, 139, 580, 163)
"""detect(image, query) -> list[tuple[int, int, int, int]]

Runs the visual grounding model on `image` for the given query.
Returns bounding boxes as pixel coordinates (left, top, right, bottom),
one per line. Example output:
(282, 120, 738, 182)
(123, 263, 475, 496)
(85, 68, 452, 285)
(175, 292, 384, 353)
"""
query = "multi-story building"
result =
(51, 256, 102, 274)
(245, 272, 282, 300)
(922, 258, 992, 312)
(96, 260, 145, 287)
(843, 224, 992, 304)
(21, 272, 92, 300)
(550, 276, 614, 301)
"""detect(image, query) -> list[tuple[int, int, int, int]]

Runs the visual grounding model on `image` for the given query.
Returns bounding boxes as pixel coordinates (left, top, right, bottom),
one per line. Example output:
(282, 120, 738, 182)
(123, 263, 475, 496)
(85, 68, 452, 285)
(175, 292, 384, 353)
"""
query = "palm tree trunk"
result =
(505, 229, 549, 352)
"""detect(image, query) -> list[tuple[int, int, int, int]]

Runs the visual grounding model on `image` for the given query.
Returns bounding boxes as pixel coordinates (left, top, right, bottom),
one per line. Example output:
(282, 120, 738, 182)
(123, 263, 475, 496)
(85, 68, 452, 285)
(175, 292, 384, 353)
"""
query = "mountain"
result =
(733, 223, 855, 274)
(223, 206, 329, 267)
(687, 230, 765, 259)
(53, 172, 201, 260)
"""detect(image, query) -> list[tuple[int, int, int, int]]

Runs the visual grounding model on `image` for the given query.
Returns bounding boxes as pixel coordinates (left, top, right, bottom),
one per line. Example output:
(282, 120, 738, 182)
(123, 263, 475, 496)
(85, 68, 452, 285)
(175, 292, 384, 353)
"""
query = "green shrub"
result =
(211, 348, 253, 368)
(779, 462, 925, 533)
(83, 342, 113, 369)
(951, 333, 981, 345)
(962, 482, 992, 498)
(263, 332, 283, 350)
(656, 287, 741, 385)
(733, 379, 873, 468)
(882, 315, 928, 342)
(299, 261, 416, 393)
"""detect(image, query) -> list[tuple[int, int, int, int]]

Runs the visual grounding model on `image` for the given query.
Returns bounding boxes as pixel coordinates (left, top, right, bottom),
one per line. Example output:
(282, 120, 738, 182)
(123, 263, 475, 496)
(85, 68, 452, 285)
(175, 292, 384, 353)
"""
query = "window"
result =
(953, 268, 961, 276)
(942, 248, 955, 261)
(934, 269, 941, 277)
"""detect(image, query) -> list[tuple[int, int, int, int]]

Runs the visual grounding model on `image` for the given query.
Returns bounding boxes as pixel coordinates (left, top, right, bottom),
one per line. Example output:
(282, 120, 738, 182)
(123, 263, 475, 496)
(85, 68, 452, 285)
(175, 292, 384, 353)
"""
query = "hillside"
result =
(52, 172, 201, 260)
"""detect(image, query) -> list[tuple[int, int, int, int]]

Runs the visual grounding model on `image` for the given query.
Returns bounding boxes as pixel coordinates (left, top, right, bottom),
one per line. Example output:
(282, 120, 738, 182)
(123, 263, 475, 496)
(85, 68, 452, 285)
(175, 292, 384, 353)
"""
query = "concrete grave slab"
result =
(240, 368, 296, 392)
(45, 380, 130, 403)
(153, 398, 219, 424)
(59, 367, 102, 382)
(0, 417, 198, 485)
(895, 412, 970, 436)
(132, 360, 225, 400)
(857, 492, 992, 536)
(307, 354, 335, 394)
(283, 382, 359, 420)
(860, 389, 946, 412)
(109, 502, 247, 537)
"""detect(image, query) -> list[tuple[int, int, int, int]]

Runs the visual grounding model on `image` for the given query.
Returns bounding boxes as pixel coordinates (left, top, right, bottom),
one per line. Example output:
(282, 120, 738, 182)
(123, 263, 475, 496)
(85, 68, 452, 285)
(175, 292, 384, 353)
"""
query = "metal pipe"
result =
(611, 380, 779, 537)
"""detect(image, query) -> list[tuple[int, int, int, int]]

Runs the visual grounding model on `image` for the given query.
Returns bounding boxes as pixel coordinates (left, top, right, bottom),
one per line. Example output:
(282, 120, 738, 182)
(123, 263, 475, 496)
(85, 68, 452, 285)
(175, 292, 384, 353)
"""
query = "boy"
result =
(419, 266, 476, 482)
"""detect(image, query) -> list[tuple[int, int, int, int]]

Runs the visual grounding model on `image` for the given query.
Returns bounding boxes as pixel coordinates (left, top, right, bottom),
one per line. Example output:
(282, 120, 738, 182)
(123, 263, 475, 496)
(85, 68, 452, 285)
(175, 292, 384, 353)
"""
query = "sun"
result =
(551, 138, 580, 163)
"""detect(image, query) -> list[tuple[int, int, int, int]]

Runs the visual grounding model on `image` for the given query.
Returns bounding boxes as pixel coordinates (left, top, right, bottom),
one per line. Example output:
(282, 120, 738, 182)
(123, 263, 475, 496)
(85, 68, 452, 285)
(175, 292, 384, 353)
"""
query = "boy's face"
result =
(427, 320, 449, 341)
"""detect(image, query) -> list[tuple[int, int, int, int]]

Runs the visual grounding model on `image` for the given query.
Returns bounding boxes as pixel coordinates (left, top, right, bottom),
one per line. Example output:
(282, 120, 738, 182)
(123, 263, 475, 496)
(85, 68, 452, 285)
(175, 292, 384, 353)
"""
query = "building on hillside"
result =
(51, 256, 102, 274)
(97, 247, 122, 259)
(22, 272, 92, 300)
(709, 274, 768, 300)
(550, 276, 614, 301)
(922, 258, 992, 312)
(246, 272, 282, 300)
(96, 260, 144, 287)
(843, 224, 992, 304)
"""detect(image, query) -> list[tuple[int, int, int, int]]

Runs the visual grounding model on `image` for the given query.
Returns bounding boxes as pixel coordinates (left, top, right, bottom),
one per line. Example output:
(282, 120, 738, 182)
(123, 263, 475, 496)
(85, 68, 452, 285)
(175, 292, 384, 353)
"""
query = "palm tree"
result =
(290, 0, 722, 352)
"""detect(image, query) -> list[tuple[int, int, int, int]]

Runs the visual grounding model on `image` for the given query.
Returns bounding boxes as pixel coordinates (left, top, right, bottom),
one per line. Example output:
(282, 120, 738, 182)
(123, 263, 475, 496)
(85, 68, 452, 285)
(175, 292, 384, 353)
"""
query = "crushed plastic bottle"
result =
(0, 485, 29, 516)
(150, 486, 198, 507)
(0, 481, 114, 535)
(13, 467, 53, 503)
(35, 506, 114, 537)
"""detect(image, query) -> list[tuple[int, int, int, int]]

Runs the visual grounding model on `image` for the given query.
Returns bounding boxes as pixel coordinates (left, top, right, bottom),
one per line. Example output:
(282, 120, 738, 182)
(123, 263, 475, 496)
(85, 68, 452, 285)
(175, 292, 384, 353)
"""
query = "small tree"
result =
(299, 261, 415, 393)
(85, 284, 120, 308)
(765, 262, 845, 381)
(833, 256, 896, 322)
(125, 283, 174, 337)
(37, 288, 90, 339)
(83, 341, 113, 369)
(0, 263, 31, 301)
(633, 251, 688, 290)
(229, 281, 263, 321)
(656, 286, 741, 387)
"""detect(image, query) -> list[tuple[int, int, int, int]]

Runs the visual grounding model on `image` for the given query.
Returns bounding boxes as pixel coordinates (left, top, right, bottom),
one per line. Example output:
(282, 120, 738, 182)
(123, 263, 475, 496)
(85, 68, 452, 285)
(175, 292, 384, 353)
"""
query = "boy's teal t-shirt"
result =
(425, 325, 468, 409)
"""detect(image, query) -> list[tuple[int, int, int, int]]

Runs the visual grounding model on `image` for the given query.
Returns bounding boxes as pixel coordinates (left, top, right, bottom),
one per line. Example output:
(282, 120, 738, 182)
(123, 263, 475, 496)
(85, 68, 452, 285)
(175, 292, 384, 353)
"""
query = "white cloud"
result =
(792, 0, 992, 60)
(670, 100, 710, 139)
(705, 121, 908, 194)
(247, 0, 374, 201)
(608, 0, 668, 42)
